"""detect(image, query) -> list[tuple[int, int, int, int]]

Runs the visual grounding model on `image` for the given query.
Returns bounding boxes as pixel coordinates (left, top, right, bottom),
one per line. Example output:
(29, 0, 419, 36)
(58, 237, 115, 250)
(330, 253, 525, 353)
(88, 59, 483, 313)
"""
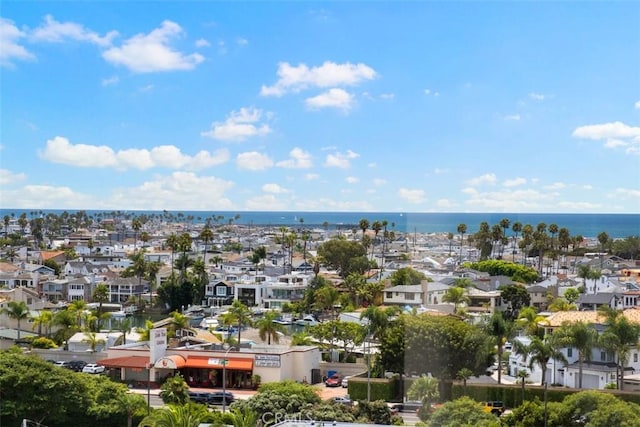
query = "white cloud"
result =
(635, 101, 640, 109)
(323, 150, 359, 168)
(398, 188, 426, 204)
(236, 151, 273, 171)
(0, 17, 36, 67)
(573, 121, 640, 155)
(373, 178, 387, 186)
(544, 182, 566, 190)
(262, 183, 289, 193)
(305, 88, 354, 111)
(582, 184, 593, 190)
(101, 76, 119, 86)
(260, 61, 377, 97)
(611, 187, 640, 199)
(195, 38, 210, 47)
(102, 20, 204, 73)
(0, 169, 27, 185)
(502, 177, 527, 187)
(433, 168, 449, 175)
(529, 92, 545, 101)
(464, 188, 557, 211)
(245, 194, 288, 210)
(139, 84, 154, 93)
(467, 173, 497, 186)
(31, 15, 118, 47)
(380, 93, 395, 100)
(305, 173, 319, 180)
(604, 138, 628, 149)
(0, 184, 96, 209)
(236, 37, 248, 46)
(201, 107, 272, 141)
(110, 172, 234, 210)
(276, 147, 313, 169)
(38, 136, 230, 170)
(572, 121, 640, 140)
(345, 176, 359, 184)
(424, 89, 431, 95)
(503, 114, 521, 121)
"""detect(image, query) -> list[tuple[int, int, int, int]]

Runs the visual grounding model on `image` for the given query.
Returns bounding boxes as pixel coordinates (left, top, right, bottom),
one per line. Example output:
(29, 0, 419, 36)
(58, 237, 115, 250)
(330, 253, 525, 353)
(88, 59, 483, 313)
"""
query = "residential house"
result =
(205, 280, 235, 307)
(67, 276, 94, 301)
(382, 281, 429, 307)
(106, 277, 147, 304)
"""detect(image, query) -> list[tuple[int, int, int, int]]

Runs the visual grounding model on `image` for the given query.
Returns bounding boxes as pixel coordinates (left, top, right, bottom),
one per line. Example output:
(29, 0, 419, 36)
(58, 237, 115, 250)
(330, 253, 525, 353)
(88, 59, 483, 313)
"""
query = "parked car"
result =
(208, 391, 235, 405)
(387, 403, 403, 415)
(53, 361, 70, 368)
(188, 391, 212, 404)
(333, 395, 352, 406)
(325, 374, 343, 387)
(68, 360, 88, 372)
(341, 376, 350, 388)
(82, 363, 105, 374)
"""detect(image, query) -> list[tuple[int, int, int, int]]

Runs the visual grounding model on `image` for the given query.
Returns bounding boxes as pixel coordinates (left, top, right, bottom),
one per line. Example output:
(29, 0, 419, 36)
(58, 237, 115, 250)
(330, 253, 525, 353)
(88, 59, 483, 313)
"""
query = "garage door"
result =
(579, 374, 599, 389)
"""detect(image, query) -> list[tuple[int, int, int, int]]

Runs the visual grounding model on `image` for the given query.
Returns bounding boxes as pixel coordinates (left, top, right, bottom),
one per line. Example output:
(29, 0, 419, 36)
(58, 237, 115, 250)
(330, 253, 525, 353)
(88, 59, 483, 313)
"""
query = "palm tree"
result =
(554, 321, 599, 388)
(3, 214, 9, 237)
(92, 283, 110, 330)
(313, 285, 340, 319)
(291, 330, 314, 346)
(599, 310, 640, 390)
(359, 218, 370, 242)
(517, 306, 547, 338)
(132, 217, 142, 253)
(228, 300, 252, 348)
(199, 225, 214, 266)
(82, 331, 106, 352)
(139, 404, 203, 427)
(137, 319, 155, 342)
(456, 368, 473, 395)
(457, 223, 467, 264)
(407, 374, 440, 419)
(442, 286, 469, 314)
(511, 221, 523, 262)
(1, 300, 30, 340)
(229, 407, 259, 427)
(513, 336, 567, 386)
(166, 233, 179, 276)
(169, 311, 193, 338)
(487, 312, 511, 385)
(114, 317, 133, 345)
(256, 310, 286, 345)
(31, 309, 54, 337)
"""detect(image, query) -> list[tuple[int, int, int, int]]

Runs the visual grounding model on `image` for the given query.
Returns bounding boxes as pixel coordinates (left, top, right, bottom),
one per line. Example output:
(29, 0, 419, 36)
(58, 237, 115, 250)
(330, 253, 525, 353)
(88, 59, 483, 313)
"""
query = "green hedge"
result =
(452, 383, 640, 407)
(348, 377, 399, 402)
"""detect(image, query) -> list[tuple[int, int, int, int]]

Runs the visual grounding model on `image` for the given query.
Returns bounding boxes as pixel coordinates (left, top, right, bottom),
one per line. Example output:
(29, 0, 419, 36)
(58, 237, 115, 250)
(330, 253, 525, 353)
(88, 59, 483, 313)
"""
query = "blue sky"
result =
(1, 1, 639, 213)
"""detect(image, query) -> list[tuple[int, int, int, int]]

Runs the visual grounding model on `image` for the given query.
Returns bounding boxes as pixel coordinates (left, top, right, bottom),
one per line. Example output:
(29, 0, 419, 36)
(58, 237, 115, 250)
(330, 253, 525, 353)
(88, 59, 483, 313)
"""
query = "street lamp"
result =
(222, 345, 235, 413)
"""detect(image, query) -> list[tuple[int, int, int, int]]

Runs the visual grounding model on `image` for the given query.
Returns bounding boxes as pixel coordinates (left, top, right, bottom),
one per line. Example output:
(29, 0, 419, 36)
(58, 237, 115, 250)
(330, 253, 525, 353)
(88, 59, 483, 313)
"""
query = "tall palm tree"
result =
(114, 317, 133, 345)
(137, 319, 155, 342)
(487, 312, 511, 385)
(599, 310, 640, 390)
(256, 310, 286, 345)
(31, 309, 54, 337)
(1, 301, 30, 340)
(166, 233, 179, 276)
(92, 283, 110, 330)
(314, 285, 340, 319)
(554, 321, 599, 388)
(517, 306, 547, 338)
(457, 223, 467, 264)
(359, 218, 370, 242)
(198, 225, 214, 266)
(228, 300, 252, 348)
(132, 217, 142, 253)
(511, 221, 523, 262)
(513, 336, 567, 386)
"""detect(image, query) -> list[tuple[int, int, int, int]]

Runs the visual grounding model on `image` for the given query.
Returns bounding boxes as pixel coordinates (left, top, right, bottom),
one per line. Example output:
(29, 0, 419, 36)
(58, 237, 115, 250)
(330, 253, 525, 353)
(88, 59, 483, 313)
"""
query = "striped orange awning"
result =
(185, 356, 253, 371)
(96, 356, 149, 369)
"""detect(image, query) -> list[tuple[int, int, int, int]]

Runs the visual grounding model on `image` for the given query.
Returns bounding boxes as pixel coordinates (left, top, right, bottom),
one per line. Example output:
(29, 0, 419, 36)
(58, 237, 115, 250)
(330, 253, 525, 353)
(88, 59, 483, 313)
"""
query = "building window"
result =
(600, 351, 606, 361)
(634, 353, 638, 363)
(386, 292, 392, 299)
(567, 348, 573, 358)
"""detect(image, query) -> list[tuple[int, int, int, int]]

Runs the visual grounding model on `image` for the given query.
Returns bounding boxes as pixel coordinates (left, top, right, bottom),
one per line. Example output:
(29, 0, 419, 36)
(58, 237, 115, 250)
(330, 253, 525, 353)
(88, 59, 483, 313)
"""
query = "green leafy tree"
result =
(442, 286, 469, 314)
(486, 312, 513, 385)
(139, 403, 210, 427)
(228, 299, 252, 347)
(405, 314, 490, 384)
(159, 374, 190, 405)
(119, 392, 147, 427)
(428, 396, 497, 427)
(82, 331, 106, 352)
(389, 267, 427, 286)
(556, 390, 640, 427)
(317, 238, 369, 278)
(92, 283, 110, 329)
(499, 284, 531, 319)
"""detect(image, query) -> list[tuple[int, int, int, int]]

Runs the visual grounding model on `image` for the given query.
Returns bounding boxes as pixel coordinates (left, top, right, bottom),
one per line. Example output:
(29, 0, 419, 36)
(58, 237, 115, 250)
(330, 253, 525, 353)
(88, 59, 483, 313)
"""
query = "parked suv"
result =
(53, 361, 70, 368)
(482, 401, 505, 415)
(68, 360, 88, 372)
(188, 391, 211, 404)
(82, 363, 105, 374)
(208, 391, 235, 405)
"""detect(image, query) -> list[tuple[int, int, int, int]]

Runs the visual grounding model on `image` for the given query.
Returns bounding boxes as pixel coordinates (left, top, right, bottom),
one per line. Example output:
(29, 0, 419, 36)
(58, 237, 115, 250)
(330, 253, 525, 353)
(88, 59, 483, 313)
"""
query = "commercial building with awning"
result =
(184, 355, 253, 370)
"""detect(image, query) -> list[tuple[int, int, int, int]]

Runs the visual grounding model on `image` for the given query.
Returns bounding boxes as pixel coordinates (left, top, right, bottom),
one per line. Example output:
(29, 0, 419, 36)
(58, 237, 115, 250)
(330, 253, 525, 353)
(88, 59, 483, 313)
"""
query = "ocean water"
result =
(1, 209, 638, 239)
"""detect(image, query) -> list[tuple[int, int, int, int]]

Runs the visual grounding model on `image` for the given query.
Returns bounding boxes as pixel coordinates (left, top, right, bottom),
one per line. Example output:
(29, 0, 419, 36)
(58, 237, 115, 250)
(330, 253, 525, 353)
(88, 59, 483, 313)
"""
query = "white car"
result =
(82, 363, 105, 374)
